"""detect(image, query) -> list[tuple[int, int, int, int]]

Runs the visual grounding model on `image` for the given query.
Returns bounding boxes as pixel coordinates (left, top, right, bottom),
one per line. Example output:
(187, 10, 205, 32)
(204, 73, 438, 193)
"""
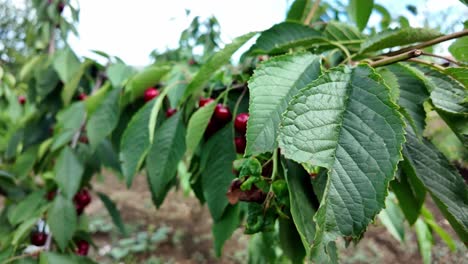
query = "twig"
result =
(420, 52, 462, 66)
(304, 0, 321, 25)
(382, 29, 468, 57)
(48, 30, 56, 55)
(407, 58, 446, 71)
(369, 49, 422, 68)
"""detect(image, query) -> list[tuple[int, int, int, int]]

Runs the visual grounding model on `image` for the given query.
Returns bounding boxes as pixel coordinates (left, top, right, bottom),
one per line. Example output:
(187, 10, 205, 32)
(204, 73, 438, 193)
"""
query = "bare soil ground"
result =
(86, 173, 467, 264)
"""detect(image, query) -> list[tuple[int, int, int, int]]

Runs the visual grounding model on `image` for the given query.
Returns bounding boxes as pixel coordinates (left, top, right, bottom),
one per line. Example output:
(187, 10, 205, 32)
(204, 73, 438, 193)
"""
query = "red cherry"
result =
(75, 203, 85, 215)
(198, 97, 214, 108)
(18, 96, 26, 105)
(205, 119, 220, 138)
(166, 108, 177, 118)
(31, 231, 48, 246)
(188, 59, 197, 65)
(214, 104, 232, 123)
(75, 240, 90, 256)
(77, 93, 87, 101)
(46, 190, 57, 201)
(234, 113, 249, 134)
(143, 88, 160, 102)
(74, 189, 92, 207)
(78, 136, 89, 144)
(57, 2, 65, 13)
(234, 136, 246, 154)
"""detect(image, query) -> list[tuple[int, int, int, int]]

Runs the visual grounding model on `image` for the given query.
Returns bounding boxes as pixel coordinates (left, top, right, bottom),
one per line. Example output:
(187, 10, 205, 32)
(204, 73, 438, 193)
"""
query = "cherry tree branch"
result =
(304, 0, 321, 25)
(369, 49, 422, 68)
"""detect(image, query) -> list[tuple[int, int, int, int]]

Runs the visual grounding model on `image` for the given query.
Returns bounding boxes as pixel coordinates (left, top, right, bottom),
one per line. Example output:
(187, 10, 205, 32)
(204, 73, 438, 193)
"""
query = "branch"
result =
(407, 58, 446, 71)
(48, 30, 56, 55)
(304, 0, 321, 25)
(382, 29, 468, 57)
(420, 52, 462, 66)
(369, 49, 422, 68)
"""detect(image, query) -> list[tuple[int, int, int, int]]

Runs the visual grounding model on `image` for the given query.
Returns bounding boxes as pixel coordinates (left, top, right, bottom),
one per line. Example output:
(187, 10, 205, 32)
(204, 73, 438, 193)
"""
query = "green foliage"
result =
(347, 0, 374, 31)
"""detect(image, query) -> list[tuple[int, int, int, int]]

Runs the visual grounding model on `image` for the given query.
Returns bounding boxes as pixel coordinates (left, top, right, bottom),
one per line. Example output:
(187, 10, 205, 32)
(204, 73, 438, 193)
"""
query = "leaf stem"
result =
(304, 0, 321, 25)
(407, 58, 446, 71)
(382, 29, 468, 57)
(369, 49, 422, 68)
(420, 52, 462, 66)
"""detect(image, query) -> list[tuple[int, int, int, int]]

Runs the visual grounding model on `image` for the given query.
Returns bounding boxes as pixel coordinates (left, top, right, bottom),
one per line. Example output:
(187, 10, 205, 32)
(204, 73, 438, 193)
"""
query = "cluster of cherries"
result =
(197, 97, 249, 154)
(38, 189, 92, 255)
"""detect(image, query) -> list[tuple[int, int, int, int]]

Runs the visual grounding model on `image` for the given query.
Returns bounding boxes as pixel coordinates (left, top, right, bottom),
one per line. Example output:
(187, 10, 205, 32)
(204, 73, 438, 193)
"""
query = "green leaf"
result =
(212, 205, 240, 257)
(12, 217, 38, 246)
(86, 87, 121, 148)
(146, 112, 186, 207)
(97, 192, 126, 235)
(283, 159, 317, 256)
(148, 86, 172, 144)
(378, 193, 405, 242)
(402, 129, 468, 243)
(385, 63, 430, 135)
(51, 102, 86, 151)
(421, 207, 457, 251)
(246, 53, 322, 155)
(53, 47, 80, 83)
(200, 124, 236, 220)
(390, 169, 426, 225)
(39, 252, 96, 264)
(123, 65, 170, 104)
(445, 67, 468, 87)
(415, 218, 433, 264)
(106, 63, 136, 87)
(278, 65, 405, 259)
(347, 0, 374, 31)
(54, 147, 84, 199)
(8, 191, 46, 225)
(248, 232, 277, 264)
(181, 32, 255, 102)
(286, 0, 309, 22)
(48, 194, 77, 251)
(35, 62, 60, 99)
(185, 101, 216, 156)
(449, 36, 468, 62)
(412, 64, 467, 115)
(252, 22, 323, 54)
(119, 100, 156, 187)
(279, 218, 306, 263)
(359, 27, 442, 54)
(12, 146, 38, 179)
(61, 60, 93, 106)
(323, 21, 365, 44)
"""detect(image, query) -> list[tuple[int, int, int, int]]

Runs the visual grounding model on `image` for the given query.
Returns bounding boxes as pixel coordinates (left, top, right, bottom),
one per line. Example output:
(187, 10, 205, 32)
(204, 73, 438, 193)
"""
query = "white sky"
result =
(64, 0, 467, 66)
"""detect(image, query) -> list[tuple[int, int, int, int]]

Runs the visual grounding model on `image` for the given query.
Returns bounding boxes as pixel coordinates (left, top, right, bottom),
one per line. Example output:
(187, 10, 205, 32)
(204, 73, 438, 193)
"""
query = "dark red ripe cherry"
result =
(74, 189, 92, 207)
(234, 113, 249, 134)
(77, 93, 87, 101)
(31, 231, 48, 246)
(214, 104, 232, 123)
(75, 203, 85, 215)
(204, 119, 220, 138)
(75, 240, 90, 256)
(143, 88, 160, 102)
(79, 136, 89, 144)
(166, 108, 177, 118)
(18, 96, 26, 105)
(188, 58, 197, 65)
(234, 136, 246, 154)
(57, 2, 65, 13)
(198, 97, 214, 108)
(46, 190, 57, 201)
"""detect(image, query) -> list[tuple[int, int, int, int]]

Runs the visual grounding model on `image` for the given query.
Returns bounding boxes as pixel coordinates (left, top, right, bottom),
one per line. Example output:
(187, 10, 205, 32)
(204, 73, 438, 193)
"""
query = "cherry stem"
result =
(420, 51, 462, 66)
(369, 49, 422, 68)
(407, 58, 446, 71)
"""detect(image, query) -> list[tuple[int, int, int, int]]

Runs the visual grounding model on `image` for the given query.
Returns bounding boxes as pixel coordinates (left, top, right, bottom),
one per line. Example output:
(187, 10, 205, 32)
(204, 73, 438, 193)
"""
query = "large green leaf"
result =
(51, 102, 86, 151)
(181, 32, 255, 102)
(55, 147, 84, 199)
(53, 47, 80, 83)
(252, 22, 323, 54)
(106, 63, 136, 87)
(415, 218, 433, 264)
(445, 67, 468, 87)
(123, 65, 171, 104)
(86, 88, 121, 148)
(402, 129, 468, 243)
(12, 217, 38, 246)
(323, 21, 364, 44)
(34, 62, 60, 99)
(48, 194, 77, 251)
(347, 0, 374, 31)
(97, 192, 126, 235)
(283, 159, 317, 257)
(185, 101, 216, 156)
(246, 53, 321, 155)
(359, 27, 442, 54)
(146, 112, 186, 207)
(61, 60, 93, 106)
(119, 100, 156, 187)
(8, 191, 46, 225)
(278, 65, 405, 259)
(212, 205, 240, 257)
(200, 125, 236, 220)
(449, 36, 468, 62)
(279, 217, 306, 263)
(385, 63, 429, 135)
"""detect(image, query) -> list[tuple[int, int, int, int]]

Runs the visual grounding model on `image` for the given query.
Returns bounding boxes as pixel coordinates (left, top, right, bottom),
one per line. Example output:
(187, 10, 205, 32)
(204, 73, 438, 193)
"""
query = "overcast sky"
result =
(63, 0, 467, 66)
